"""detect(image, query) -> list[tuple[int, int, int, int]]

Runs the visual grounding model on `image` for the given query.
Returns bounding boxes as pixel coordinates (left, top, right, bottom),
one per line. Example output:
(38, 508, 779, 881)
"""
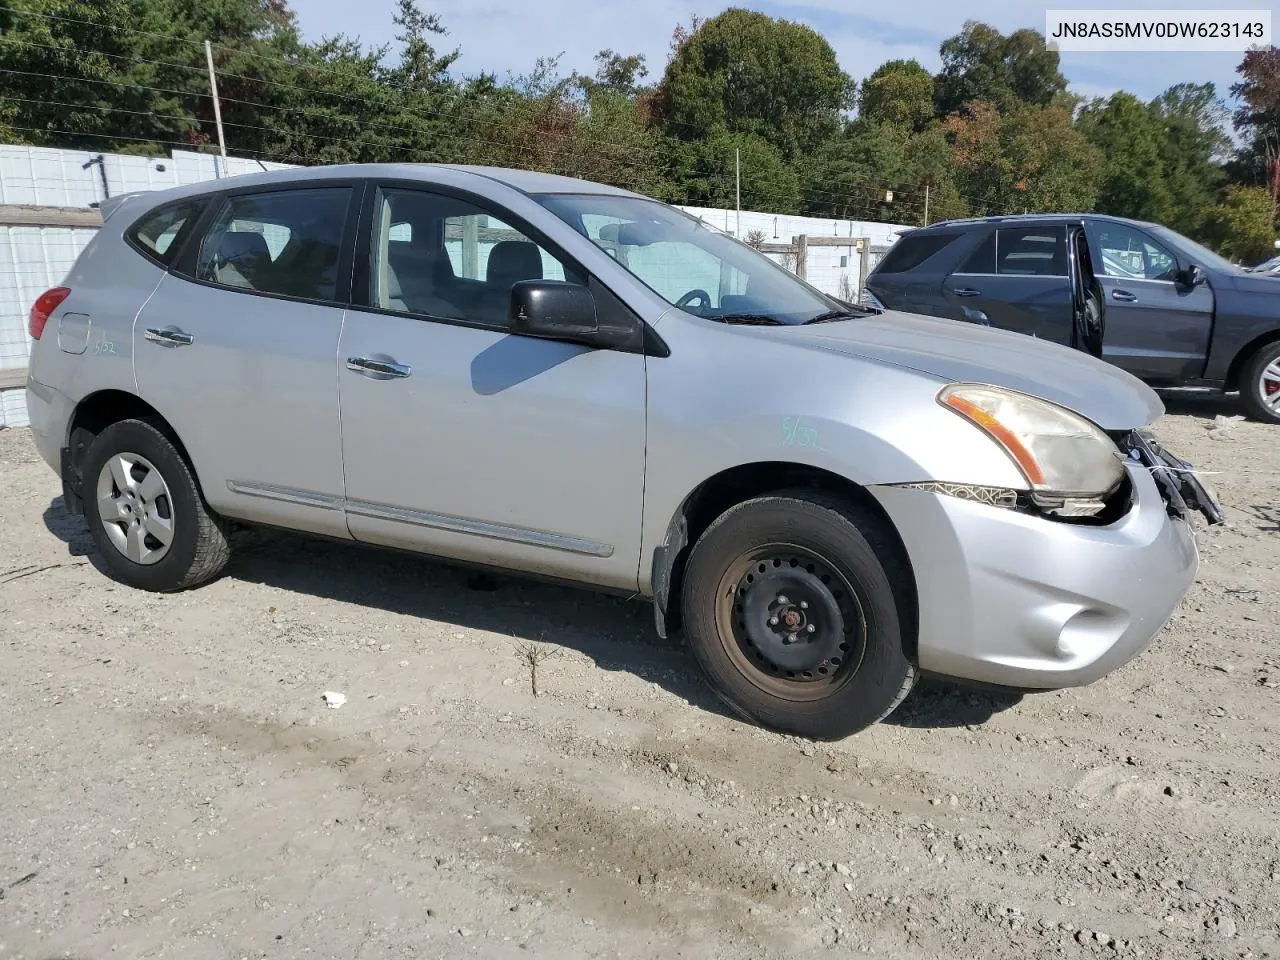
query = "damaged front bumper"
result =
(1117, 430, 1225, 526)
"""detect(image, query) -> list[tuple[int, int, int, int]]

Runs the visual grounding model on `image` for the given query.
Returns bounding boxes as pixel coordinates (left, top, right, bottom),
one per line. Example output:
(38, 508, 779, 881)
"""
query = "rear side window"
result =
(127, 200, 202, 265)
(996, 226, 1067, 277)
(194, 187, 351, 302)
(956, 232, 996, 273)
(874, 232, 960, 273)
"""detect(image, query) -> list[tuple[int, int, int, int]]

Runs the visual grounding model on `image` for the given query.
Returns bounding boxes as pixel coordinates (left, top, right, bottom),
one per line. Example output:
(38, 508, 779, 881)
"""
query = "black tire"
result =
(1239, 341, 1280, 424)
(81, 417, 231, 592)
(680, 492, 916, 740)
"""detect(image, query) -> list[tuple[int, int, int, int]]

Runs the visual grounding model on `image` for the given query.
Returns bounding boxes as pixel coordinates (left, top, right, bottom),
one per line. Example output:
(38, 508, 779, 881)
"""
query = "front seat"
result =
(484, 240, 543, 324)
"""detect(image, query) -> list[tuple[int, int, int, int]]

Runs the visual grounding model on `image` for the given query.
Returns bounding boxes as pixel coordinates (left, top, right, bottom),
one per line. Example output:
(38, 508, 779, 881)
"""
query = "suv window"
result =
(1091, 222, 1179, 281)
(875, 232, 961, 273)
(371, 187, 579, 327)
(127, 200, 202, 265)
(194, 187, 351, 301)
(956, 232, 996, 274)
(995, 226, 1067, 277)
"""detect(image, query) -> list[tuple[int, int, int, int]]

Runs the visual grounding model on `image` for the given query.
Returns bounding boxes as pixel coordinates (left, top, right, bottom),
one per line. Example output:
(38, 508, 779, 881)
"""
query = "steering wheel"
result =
(676, 288, 712, 310)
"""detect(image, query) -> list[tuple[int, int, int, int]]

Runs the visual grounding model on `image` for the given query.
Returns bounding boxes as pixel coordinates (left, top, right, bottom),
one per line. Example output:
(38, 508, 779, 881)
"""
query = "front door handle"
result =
(144, 327, 195, 346)
(1111, 289, 1138, 302)
(347, 356, 412, 379)
(952, 287, 983, 297)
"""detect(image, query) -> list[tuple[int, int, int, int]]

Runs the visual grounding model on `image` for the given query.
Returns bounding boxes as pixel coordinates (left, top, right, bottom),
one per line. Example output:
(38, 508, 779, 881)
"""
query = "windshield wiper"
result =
(803, 309, 868, 324)
(714, 313, 783, 326)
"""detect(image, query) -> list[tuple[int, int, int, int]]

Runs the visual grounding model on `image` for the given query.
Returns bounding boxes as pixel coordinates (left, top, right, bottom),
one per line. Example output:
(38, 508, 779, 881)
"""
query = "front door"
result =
(336, 184, 647, 589)
(1085, 220, 1215, 382)
(133, 183, 357, 538)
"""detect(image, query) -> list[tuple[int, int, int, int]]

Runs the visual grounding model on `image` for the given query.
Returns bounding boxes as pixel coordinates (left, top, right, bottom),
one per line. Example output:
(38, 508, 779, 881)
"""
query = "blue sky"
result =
(289, 0, 1274, 107)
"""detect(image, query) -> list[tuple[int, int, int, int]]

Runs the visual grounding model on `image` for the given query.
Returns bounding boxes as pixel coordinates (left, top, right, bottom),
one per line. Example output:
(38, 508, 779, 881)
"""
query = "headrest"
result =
(486, 240, 543, 287)
(216, 231, 271, 265)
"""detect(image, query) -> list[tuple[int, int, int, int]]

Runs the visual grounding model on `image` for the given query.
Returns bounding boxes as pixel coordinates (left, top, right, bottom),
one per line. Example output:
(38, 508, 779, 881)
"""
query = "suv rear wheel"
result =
(1240, 341, 1280, 424)
(81, 418, 231, 591)
(680, 493, 916, 740)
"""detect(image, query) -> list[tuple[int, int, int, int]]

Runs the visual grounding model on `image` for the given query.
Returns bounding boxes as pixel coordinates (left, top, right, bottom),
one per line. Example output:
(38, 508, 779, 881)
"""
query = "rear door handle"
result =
(952, 287, 982, 297)
(144, 327, 194, 346)
(1111, 289, 1138, 302)
(346, 356, 412, 379)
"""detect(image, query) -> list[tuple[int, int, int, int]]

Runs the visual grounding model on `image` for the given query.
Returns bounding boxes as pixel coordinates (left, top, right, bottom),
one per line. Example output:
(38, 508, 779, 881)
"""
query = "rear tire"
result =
(1239, 341, 1280, 424)
(680, 493, 916, 740)
(81, 418, 231, 592)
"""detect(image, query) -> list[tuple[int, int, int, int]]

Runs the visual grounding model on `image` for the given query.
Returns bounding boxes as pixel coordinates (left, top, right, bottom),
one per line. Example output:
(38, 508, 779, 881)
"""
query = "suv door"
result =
(1084, 220, 1214, 382)
(942, 225, 1073, 344)
(336, 183, 647, 589)
(134, 183, 358, 538)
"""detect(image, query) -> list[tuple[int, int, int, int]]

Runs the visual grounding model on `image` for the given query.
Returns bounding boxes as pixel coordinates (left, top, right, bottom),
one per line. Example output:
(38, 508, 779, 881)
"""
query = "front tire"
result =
(680, 493, 916, 740)
(81, 418, 231, 592)
(1240, 341, 1280, 424)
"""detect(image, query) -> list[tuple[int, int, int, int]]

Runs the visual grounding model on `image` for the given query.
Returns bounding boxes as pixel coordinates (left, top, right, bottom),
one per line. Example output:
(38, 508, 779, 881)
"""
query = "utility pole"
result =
(735, 146, 741, 239)
(923, 184, 930, 226)
(204, 40, 228, 177)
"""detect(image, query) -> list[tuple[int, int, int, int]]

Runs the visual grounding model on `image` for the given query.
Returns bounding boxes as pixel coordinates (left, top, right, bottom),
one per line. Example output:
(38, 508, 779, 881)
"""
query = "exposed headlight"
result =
(858, 287, 885, 311)
(938, 384, 1125, 511)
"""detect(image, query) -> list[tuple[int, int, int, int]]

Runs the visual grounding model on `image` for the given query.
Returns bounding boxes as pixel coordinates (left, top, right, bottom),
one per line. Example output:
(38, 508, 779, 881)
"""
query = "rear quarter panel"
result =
(27, 202, 165, 447)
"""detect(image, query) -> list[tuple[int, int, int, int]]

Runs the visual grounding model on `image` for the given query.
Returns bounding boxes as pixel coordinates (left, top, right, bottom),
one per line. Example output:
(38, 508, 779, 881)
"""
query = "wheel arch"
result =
(650, 461, 918, 659)
(1225, 328, 1280, 393)
(65, 390, 200, 500)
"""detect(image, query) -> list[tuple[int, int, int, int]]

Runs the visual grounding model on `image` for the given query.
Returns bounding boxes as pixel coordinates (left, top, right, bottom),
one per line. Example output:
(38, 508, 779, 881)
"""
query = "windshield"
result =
(1147, 224, 1243, 274)
(534, 193, 864, 325)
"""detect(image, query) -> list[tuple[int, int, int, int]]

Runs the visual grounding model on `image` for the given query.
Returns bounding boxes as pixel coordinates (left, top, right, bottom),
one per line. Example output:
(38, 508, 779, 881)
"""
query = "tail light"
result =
(28, 287, 71, 340)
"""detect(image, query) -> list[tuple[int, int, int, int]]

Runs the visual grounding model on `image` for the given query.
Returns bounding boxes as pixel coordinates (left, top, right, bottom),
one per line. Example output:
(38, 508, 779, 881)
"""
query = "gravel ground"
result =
(0, 397, 1277, 960)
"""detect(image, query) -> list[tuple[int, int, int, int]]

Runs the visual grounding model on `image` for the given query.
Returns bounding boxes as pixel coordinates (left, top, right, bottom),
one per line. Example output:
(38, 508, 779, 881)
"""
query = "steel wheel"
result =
(715, 544, 868, 701)
(1259, 357, 1280, 413)
(94, 451, 175, 565)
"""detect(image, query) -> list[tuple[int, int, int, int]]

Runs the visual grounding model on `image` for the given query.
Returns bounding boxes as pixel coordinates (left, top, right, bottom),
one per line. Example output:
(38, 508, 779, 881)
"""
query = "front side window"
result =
(195, 187, 350, 301)
(536, 194, 860, 326)
(1090, 222, 1179, 282)
(995, 227, 1067, 277)
(128, 200, 202, 265)
(371, 188, 578, 327)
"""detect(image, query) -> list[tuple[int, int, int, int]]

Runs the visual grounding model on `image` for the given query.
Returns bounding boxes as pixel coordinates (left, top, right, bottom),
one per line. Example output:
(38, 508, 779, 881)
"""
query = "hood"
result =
(1226, 272, 1280, 293)
(772, 310, 1164, 431)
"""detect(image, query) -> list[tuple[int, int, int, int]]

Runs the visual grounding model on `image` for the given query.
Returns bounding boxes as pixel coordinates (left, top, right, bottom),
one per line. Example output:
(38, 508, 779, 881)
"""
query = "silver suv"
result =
(25, 164, 1221, 739)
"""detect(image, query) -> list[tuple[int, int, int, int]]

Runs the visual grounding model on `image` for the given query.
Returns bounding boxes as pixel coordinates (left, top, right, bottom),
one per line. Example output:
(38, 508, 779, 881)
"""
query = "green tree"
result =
(1230, 46, 1280, 217)
(1078, 92, 1171, 222)
(654, 8, 852, 161)
(1150, 83, 1230, 237)
(1203, 185, 1277, 263)
(945, 101, 1100, 215)
(859, 59, 934, 132)
(667, 131, 800, 212)
(934, 21, 1067, 116)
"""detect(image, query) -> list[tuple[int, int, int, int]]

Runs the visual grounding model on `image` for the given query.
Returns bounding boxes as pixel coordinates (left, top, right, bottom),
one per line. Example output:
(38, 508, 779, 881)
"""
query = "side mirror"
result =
(1180, 264, 1206, 287)
(510, 280, 600, 343)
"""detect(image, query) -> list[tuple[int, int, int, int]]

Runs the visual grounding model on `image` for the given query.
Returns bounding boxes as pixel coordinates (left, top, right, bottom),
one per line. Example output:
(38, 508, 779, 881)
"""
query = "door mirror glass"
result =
(1180, 263, 1206, 287)
(510, 280, 601, 343)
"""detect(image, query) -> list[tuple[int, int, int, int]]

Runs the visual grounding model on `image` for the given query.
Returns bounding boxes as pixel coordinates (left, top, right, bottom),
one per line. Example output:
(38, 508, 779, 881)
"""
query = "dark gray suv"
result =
(863, 214, 1280, 423)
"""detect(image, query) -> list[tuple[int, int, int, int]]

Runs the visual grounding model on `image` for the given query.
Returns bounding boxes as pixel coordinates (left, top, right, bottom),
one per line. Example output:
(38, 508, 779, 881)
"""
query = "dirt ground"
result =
(0, 395, 1277, 960)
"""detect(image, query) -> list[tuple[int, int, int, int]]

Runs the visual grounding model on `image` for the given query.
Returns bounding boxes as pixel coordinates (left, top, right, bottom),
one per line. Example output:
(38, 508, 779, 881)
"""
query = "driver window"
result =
(1092, 223, 1178, 282)
(371, 188, 582, 328)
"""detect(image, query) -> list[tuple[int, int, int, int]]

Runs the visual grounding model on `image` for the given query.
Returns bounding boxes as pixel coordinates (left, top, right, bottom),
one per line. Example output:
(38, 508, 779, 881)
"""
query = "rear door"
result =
(865, 230, 964, 315)
(942, 224, 1073, 343)
(1084, 220, 1214, 381)
(133, 182, 358, 538)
